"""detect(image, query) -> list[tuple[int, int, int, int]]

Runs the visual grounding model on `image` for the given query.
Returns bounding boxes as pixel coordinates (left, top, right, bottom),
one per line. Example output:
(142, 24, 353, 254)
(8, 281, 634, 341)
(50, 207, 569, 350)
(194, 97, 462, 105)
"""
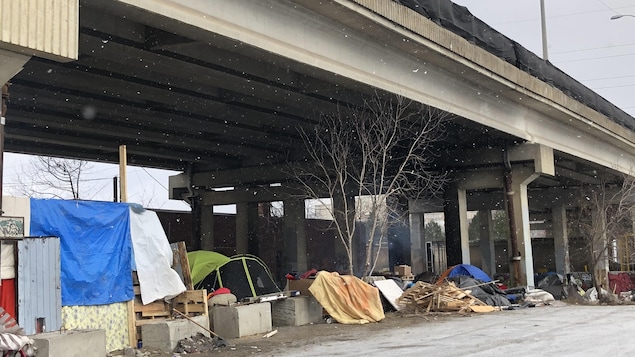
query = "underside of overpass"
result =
(2, 0, 635, 287)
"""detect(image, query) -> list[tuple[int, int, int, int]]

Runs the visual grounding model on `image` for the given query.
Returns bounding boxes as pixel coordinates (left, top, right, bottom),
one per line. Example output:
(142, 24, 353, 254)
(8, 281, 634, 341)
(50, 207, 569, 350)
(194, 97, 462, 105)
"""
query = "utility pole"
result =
(0, 83, 9, 215)
(540, 0, 548, 60)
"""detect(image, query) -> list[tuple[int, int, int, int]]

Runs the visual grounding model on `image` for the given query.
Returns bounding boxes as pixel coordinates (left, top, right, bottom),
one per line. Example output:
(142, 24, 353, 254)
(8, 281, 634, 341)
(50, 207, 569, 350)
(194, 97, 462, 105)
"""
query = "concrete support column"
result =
(552, 205, 570, 277)
(408, 211, 425, 274)
(236, 202, 258, 255)
(197, 204, 214, 251)
(283, 198, 307, 274)
(592, 208, 609, 289)
(478, 210, 496, 276)
(193, 196, 216, 251)
(509, 168, 540, 287)
(444, 186, 469, 266)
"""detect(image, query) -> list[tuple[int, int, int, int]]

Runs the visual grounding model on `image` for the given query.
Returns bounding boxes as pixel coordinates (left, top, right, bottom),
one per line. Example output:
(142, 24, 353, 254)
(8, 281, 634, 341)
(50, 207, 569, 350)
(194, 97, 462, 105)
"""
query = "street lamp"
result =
(611, 14, 635, 20)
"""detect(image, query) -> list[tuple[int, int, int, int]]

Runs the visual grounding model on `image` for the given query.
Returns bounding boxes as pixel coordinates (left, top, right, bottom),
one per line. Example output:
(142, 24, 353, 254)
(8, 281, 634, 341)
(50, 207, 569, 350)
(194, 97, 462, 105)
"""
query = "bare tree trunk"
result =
(290, 93, 449, 277)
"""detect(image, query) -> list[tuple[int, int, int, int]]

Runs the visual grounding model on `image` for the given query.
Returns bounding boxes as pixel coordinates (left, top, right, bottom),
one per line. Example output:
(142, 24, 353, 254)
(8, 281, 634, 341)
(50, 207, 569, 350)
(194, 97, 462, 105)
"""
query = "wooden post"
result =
(119, 145, 128, 202)
(178, 241, 194, 290)
(119, 144, 136, 347)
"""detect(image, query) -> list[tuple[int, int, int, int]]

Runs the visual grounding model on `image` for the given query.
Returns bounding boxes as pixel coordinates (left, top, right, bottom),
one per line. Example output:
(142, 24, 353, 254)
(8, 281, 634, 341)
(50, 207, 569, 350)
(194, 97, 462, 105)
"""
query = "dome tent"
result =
(436, 264, 492, 284)
(188, 250, 231, 286)
(189, 251, 281, 301)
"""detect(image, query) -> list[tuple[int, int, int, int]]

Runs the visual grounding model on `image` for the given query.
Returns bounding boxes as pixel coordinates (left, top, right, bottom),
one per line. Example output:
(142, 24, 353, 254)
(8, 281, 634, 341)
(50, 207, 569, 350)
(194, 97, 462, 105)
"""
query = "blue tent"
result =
(444, 264, 492, 282)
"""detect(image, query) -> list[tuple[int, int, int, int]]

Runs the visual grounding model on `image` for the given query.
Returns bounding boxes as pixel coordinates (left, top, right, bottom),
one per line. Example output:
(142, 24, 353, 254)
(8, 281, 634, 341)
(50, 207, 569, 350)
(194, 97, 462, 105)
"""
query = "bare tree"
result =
(291, 94, 449, 276)
(568, 174, 635, 302)
(14, 156, 94, 200)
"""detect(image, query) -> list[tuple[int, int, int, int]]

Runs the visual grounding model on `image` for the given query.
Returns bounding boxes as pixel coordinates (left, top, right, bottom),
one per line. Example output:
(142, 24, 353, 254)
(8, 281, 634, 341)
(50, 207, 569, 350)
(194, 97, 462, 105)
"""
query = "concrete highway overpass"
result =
(2, 0, 635, 287)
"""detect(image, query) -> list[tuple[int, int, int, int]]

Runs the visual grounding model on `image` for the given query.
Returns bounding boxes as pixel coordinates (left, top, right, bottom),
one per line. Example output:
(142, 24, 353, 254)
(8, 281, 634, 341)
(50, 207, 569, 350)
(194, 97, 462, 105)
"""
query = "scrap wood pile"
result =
(398, 281, 496, 313)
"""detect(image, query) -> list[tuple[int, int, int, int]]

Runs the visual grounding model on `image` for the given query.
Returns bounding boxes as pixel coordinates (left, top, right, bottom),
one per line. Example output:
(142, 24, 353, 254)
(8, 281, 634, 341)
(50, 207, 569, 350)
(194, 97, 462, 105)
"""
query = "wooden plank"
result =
(468, 305, 497, 313)
(135, 300, 169, 315)
(127, 299, 136, 347)
(177, 241, 194, 290)
(135, 318, 169, 327)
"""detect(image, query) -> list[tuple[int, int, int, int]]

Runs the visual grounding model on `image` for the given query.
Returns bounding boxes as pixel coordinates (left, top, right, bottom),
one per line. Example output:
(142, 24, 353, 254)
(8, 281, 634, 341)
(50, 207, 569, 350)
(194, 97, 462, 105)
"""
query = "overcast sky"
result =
(5, 0, 635, 211)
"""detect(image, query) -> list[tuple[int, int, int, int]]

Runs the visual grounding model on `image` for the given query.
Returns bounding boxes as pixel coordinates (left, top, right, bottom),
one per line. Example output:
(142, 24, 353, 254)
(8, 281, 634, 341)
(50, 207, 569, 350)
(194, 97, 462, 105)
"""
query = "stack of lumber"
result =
(397, 281, 496, 313)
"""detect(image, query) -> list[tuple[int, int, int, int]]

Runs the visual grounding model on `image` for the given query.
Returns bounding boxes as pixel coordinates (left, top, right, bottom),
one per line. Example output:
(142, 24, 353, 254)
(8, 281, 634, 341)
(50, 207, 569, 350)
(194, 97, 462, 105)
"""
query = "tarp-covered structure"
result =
(29, 198, 186, 351)
(436, 264, 491, 284)
(436, 264, 509, 307)
(191, 252, 281, 301)
(308, 271, 385, 324)
(30, 199, 185, 306)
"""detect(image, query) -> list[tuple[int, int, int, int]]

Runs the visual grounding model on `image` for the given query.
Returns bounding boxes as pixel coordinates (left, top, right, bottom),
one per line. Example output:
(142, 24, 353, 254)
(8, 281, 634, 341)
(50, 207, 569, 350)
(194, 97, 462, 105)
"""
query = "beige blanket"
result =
(308, 271, 385, 324)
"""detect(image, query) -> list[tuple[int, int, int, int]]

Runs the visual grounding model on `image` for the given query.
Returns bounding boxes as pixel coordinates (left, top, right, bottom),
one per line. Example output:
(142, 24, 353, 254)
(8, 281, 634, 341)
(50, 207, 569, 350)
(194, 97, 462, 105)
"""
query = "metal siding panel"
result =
(0, 0, 78, 60)
(17, 237, 61, 334)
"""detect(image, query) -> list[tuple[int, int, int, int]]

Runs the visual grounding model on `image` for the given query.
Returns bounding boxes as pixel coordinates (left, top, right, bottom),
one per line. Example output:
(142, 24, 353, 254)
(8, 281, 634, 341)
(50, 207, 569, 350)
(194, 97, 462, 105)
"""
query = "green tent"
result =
(188, 251, 281, 300)
(188, 250, 231, 286)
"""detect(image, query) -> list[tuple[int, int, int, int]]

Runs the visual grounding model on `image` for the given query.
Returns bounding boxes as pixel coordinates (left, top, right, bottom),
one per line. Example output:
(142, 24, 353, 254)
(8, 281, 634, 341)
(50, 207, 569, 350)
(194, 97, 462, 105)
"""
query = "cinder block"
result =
(31, 329, 106, 357)
(272, 296, 323, 326)
(141, 315, 210, 352)
(212, 302, 271, 338)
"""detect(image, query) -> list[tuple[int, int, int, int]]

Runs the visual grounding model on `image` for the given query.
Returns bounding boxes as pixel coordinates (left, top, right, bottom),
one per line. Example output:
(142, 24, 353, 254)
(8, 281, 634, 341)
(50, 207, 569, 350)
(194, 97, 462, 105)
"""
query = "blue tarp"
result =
(447, 264, 492, 282)
(30, 198, 134, 306)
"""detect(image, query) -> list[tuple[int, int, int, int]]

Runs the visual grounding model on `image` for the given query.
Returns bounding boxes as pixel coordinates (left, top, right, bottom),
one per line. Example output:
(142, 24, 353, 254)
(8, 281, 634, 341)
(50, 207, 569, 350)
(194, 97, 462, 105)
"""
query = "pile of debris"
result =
(173, 333, 227, 354)
(397, 280, 496, 313)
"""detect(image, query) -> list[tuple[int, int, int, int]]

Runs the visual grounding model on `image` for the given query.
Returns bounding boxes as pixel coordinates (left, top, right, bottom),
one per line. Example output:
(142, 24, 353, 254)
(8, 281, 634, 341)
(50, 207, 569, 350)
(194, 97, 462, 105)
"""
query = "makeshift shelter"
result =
(27, 198, 186, 352)
(436, 264, 492, 284)
(447, 276, 511, 307)
(190, 252, 281, 301)
(308, 271, 384, 324)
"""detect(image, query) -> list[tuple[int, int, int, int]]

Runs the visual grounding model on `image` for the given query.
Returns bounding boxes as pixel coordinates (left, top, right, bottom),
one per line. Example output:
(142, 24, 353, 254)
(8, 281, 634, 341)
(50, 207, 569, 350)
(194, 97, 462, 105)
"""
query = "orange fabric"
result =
(308, 271, 384, 324)
(435, 265, 457, 285)
(0, 279, 16, 320)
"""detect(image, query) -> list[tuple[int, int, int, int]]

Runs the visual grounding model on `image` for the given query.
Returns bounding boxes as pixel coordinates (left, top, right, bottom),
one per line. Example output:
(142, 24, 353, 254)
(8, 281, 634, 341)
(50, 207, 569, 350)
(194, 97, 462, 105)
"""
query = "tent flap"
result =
(188, 251, 230, 286)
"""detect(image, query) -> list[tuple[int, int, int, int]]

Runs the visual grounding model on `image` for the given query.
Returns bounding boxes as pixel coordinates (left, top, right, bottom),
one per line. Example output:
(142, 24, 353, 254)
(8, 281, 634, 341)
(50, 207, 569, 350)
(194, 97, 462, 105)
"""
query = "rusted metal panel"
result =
(0, 0, 78, 61)
(16, 236, 61, 335)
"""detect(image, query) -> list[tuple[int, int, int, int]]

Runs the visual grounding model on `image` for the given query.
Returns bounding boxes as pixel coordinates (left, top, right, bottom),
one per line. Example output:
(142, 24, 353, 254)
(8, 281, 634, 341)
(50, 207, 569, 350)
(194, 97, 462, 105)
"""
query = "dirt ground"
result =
(134, 311, 456, 357)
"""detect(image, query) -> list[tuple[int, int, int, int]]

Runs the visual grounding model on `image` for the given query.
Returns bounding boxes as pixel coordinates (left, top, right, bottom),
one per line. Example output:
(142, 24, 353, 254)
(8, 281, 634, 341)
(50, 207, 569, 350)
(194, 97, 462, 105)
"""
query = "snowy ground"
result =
(135, 302, 635, 357)
(271, 303, 635, 357)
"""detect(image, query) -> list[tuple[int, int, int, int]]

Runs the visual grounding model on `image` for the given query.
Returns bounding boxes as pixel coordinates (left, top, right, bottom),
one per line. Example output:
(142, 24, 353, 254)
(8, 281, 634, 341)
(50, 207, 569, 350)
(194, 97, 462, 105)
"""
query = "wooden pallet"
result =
(397, 281, 494, 313)
(173, 290, 209, 315)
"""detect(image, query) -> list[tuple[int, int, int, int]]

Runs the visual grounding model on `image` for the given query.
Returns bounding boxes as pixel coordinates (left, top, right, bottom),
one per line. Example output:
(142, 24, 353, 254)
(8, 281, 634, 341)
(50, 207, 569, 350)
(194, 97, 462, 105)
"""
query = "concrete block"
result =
(212, 302, 271, 338)
(141, 315, 210, 352)
(31, 329, 106, 357)
(272, 296, 323, 326)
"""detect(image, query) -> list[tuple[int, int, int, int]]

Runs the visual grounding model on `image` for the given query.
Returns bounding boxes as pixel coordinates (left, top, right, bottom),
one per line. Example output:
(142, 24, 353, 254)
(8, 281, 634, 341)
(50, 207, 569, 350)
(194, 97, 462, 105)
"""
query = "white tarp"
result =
(129, 207, 186, 305)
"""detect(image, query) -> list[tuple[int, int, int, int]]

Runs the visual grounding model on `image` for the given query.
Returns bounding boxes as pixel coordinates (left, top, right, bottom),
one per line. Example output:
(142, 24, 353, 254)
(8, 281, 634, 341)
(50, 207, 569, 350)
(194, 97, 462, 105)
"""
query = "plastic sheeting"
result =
(436, 264, 492, 285)
(308, 271, 384, 324)
(129, 207, 186, 304)
(394, 0, 635, 132)
(30, 199, 134, 306)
